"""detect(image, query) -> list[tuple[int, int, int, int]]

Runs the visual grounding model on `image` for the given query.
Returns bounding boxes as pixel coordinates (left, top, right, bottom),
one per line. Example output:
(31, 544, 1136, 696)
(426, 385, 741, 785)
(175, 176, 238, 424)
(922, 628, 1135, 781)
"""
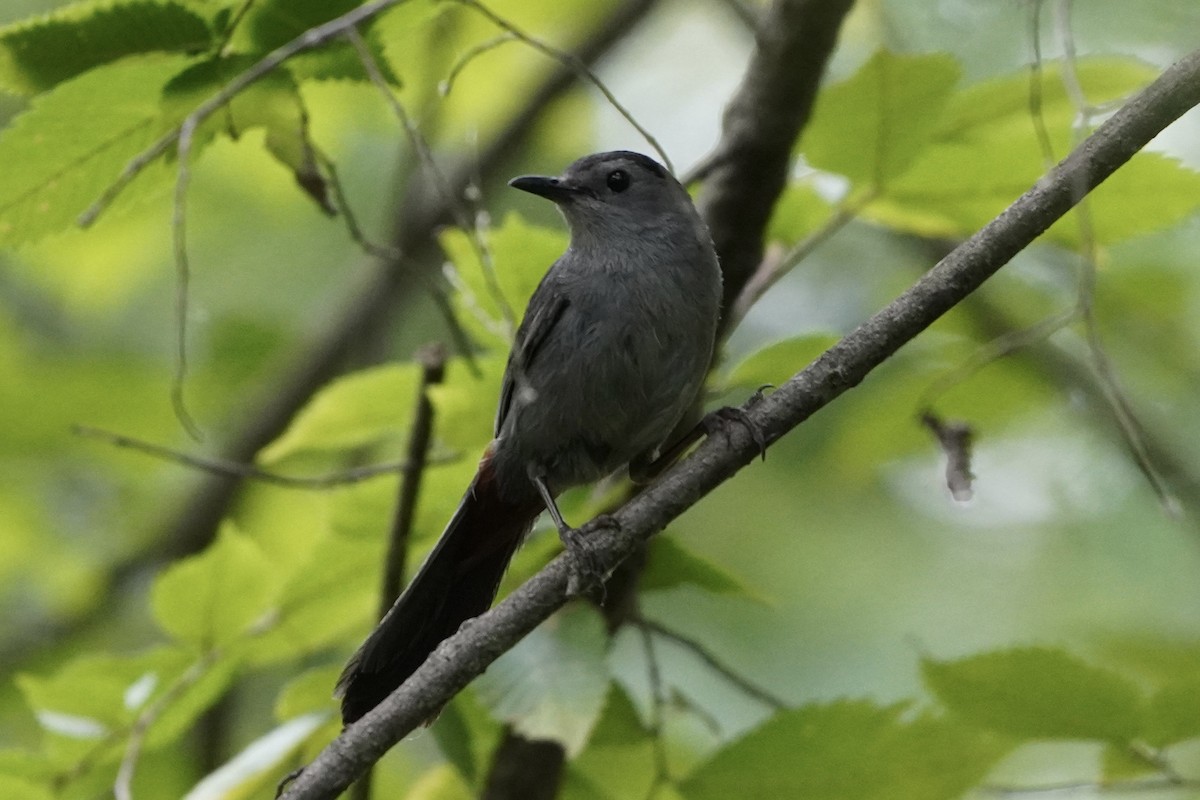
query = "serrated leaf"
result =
(0, 53, 198, 247)
(474, 604, 610, 756)
(151, 523, 281, 649)
(0, 0, 211, 95)
(922, 647, 1145, 742)
(244, 0, 362, 53)
(640, 535, 761, 602)
(801, 51, 960, 188)
(722, 334, 839, 391)
(681, 700, 1009, 800)
(259, 362, 422, 464)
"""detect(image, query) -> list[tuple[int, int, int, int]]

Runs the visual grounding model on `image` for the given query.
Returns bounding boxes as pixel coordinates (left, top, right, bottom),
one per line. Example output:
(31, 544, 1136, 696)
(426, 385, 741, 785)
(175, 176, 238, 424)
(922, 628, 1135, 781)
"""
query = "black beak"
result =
(508, 175, 581, 202)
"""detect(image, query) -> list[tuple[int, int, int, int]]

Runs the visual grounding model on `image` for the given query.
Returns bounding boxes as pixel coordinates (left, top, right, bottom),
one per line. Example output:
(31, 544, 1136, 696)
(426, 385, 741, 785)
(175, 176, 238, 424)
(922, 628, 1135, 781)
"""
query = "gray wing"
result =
(494, 290, 569, 436)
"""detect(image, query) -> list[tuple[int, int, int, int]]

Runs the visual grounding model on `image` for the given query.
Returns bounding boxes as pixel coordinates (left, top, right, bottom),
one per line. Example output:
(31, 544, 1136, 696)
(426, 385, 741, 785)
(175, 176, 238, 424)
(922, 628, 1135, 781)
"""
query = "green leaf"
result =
(680, 700, 1009, 800)
(1144, 675, 1200, 747)
(1099, 743, 1158, 783)
(246, 528, 379, 664)
(0, 53, 198, 247)
(150, 523, 281, 649)
(259, 362, 422, 464)
(765, 181, 835, 244)
(425, 355, 507, 453)
(640, 535, 762, 602)
(440, 212, 568, 350)
(473, 603, 610, 756)
(182, 713, 329, 799)
(0, 776, 52, 800)
(228, 71, 333, 213)
(432, 688, 503, 789)
(801, 51, 960, 188)
(244, 0, 363, 53)
(401, 764, 473, 800)
(0, 0, 211, 95)
(564, 686, 655, 800)
(16, 647, 236, 766)
(1044, 152, 1200, 248)
(721, 334, 839, 391)
(274, 665, 344, 720)
(862, 58, 1196, 247)
(922, 647, 1145, 741)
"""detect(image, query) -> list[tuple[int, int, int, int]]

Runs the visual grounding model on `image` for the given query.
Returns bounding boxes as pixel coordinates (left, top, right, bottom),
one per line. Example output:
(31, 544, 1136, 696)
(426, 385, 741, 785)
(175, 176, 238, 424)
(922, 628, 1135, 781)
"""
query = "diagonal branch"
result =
(280, 40, 1200, 800)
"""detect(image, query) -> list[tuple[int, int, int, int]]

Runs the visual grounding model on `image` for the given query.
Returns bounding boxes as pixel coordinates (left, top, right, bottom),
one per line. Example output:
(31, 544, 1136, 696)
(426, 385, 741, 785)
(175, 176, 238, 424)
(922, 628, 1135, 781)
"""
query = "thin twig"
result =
(637, 622, 672, 796)
(217, 0, 259, 58)
(726, 192, 868, 331)
(346, 24, 514, 333)
(452, 0, 674, 174)
(439, 33, 519, 97)
(917, 307, 1078, 410)
(72, 425, 453, 488)
(171, 117, 203, 440)
(1050, 0, 1179, 515)
(79, 0, 420, 228)
(316, 150, 404, 262)
(115, 652, 220, 800)
(638, 617, 787, 710)
(1027, 0, 1058, 168)
(76, 0, 423, 439)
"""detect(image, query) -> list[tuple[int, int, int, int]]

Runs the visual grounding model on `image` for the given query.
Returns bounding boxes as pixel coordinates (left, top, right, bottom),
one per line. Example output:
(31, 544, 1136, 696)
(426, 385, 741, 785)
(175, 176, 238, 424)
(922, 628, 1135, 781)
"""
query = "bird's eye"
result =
(606, 169, 630, 192)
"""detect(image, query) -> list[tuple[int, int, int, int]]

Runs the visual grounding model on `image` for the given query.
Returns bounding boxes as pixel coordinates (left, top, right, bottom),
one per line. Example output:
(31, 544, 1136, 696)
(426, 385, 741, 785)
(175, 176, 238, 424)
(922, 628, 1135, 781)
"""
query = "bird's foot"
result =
(702, 387, 770, 460)
(557, 516, 613, 597)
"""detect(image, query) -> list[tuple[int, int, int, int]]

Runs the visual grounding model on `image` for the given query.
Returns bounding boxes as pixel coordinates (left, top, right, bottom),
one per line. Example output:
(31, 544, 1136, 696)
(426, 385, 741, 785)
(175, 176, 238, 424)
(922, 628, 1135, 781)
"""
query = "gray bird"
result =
(337, 150, 722, 724)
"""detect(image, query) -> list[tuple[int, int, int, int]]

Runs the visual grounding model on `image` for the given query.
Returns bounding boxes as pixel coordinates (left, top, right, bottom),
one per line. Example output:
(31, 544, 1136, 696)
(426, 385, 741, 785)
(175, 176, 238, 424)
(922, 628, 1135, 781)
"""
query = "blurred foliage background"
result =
(0, 0, 1198, 798)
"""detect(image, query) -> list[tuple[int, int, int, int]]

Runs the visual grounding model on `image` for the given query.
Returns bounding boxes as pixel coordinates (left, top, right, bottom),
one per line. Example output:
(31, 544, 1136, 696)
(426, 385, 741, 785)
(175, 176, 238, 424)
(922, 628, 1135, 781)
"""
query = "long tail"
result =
(337, 461, 541, 724)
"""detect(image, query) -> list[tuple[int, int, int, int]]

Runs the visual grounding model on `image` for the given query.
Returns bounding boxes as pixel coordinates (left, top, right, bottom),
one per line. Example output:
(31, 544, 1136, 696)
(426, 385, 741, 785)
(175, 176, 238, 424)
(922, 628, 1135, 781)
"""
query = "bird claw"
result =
(558, 516, 613, 597)
(702, 394, 769, 461)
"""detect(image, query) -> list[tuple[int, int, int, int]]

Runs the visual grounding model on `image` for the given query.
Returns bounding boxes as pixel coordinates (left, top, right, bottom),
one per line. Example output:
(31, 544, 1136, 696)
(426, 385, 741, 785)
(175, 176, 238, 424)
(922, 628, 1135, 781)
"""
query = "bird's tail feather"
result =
(337, 461, 541, 724)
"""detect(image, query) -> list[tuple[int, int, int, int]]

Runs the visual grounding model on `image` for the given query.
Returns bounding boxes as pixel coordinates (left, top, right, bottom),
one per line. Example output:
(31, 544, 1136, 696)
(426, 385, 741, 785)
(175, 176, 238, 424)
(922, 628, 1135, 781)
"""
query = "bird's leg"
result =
(532, 474, 604, 595)
(532, 473, 571, 535)
(630, 388, 771, 484)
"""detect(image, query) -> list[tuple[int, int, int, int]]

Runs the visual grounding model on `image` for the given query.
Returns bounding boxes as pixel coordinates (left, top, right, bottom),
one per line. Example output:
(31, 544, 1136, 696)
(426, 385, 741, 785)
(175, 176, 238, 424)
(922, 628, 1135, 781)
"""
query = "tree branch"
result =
(697, 0, 856, 328)
(280, 39, 1200, 800)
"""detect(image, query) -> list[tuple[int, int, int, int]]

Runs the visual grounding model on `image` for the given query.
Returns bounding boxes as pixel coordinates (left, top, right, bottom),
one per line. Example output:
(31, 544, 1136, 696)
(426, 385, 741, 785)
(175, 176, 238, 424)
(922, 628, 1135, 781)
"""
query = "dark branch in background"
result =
(280, 48, 1200, 799)
(480, 2, 857, 795)
(354, 344, 446, 800)
(697, 0, 857, 330)
(72, 425, 443, 488)
(379, 345, 446, 615)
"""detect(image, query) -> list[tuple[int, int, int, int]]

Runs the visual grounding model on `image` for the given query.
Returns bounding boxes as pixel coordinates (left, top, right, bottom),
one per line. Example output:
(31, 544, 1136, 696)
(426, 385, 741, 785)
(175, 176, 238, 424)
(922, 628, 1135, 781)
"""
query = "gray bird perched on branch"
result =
(337, 150, 722, 724)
